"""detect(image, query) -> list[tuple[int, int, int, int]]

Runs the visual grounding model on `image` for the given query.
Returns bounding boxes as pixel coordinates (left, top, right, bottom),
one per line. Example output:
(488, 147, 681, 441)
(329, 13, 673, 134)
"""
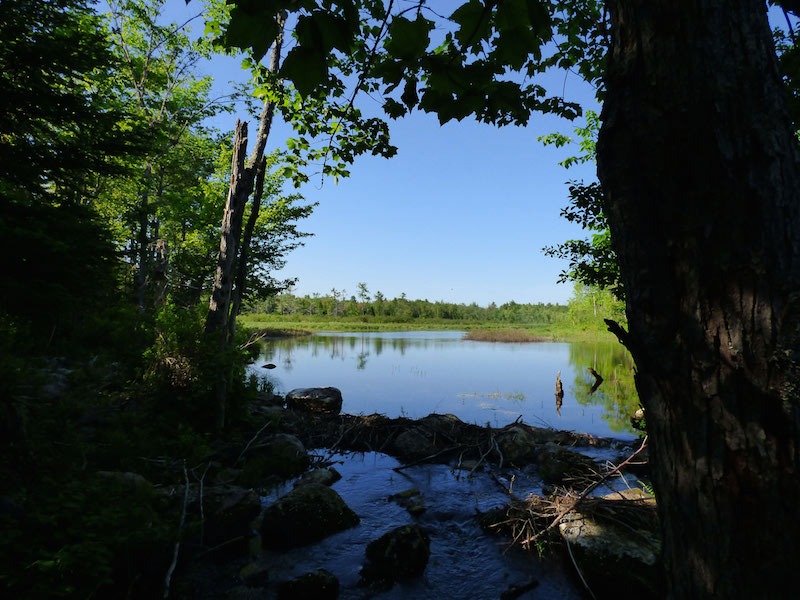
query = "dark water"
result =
(259, 450, 621, 599)
(253, 331, 639, 440)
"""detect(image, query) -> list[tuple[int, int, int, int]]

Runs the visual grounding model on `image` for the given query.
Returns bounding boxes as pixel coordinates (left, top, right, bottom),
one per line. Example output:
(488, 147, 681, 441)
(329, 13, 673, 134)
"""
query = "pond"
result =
(253, 331, 639, 440)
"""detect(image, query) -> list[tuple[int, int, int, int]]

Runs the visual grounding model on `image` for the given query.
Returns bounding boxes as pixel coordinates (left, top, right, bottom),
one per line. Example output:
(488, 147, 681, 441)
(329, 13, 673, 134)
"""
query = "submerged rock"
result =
(360, 524, 431, 586)
(261, 483, 359, 548)
(286, 387, 343, 414)
(277, 569, 339, 600)
(388, 488, 427, 516)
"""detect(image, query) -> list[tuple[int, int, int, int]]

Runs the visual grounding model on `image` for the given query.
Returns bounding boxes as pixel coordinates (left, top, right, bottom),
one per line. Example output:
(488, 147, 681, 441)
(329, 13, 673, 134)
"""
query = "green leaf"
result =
(383, 98, 407, 118)
(224, 6, 278, 60)
(280, 46, 329, 97)
(450, 0, 491, 50)
(384, 16, 433, 61)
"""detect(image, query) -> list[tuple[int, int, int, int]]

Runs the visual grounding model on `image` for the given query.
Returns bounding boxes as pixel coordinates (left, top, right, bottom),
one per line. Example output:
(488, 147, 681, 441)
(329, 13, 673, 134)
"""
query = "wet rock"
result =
(293, 467, 342, 488)
(239, 562, 270, 587)
(389, 488, 427, 516)
(496, 425, 539, 465)
(558, 492, 662, 597)
(536, 443, 599, 485)
(237, 433, 309, 486)
(261, 483, 359, 548)
(360, 524, 430, 586)
(286, 387, 343, 414)
(500, 579, 540, 599)
(277, 569, 339, 600)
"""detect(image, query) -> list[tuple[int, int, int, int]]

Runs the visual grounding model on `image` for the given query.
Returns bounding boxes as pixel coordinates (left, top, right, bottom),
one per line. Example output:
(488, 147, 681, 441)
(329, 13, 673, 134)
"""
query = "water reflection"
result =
(567, 341, 639, 435)
(253, 331, 640, 440)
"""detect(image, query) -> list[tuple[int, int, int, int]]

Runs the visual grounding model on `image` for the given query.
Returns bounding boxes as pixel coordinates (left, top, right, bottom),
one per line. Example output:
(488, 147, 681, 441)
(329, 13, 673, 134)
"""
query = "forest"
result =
(3, 0, 800, 598)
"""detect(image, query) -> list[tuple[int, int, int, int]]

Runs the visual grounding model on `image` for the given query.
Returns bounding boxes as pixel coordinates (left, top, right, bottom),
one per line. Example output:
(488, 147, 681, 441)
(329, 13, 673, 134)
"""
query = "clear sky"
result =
(162, 1, 602, 306)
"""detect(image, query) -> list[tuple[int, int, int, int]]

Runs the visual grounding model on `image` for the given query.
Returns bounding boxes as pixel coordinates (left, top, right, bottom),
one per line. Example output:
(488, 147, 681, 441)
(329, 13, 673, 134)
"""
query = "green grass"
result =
(239, 314, 620, 342)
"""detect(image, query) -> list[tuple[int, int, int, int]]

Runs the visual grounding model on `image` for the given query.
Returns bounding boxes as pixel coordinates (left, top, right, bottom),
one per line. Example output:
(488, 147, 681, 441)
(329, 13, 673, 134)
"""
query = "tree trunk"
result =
(597, 1, 800, 597)
(227, 157, 267, 341)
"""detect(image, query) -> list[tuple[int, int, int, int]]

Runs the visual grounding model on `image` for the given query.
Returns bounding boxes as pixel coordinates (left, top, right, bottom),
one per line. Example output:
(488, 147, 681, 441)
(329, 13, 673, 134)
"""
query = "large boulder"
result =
(237, 433, 309, 486)
(558, 490, 662, 597)
(286, 387, 343, 414)
(277, 569, 339, 600)
(261, 483, 359, 548)
(360, 524, 430, 586)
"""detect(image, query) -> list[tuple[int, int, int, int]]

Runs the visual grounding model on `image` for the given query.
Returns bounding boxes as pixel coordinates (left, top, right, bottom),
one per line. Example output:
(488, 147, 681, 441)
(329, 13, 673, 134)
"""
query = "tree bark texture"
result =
(597, 1, 800, 597)
(204, 119, 250, 340)
(204, 13, 285, 345)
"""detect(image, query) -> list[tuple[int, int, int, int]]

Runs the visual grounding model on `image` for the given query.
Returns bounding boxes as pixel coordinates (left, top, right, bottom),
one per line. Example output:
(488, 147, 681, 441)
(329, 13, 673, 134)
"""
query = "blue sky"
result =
(163, 1, 602, 306)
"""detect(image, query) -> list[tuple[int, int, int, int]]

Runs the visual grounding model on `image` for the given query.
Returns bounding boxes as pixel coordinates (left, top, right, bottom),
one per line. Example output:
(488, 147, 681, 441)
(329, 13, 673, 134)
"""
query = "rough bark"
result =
(204, 13, 285, 344)
(597, 1, 800, 597)
(205, 119, 250, 340)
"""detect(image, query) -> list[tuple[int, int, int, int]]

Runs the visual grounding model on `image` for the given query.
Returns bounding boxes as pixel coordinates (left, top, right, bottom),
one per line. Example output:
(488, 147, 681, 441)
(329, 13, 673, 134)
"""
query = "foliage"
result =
(212, 0, 589, 129)
(540, 110, 623, 296)
(247, 289, 569, 324)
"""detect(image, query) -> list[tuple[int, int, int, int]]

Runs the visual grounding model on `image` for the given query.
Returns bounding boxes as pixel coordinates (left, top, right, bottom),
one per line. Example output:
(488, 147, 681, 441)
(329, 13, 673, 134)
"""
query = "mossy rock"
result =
(277, 569, 339, 600)
(360, 524, 430, 586)
(261, 483, 359, 548)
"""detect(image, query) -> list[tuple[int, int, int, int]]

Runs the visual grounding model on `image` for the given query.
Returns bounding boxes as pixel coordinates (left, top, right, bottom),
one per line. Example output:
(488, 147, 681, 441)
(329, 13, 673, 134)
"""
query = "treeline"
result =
(246, 289, 568, 324)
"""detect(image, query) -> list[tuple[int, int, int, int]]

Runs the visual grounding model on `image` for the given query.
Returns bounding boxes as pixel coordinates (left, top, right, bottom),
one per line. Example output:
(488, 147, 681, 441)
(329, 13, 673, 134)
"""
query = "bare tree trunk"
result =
(204, 15, 286, 430)
(227, 158, 267, 341)
(597, 1, 800, 597)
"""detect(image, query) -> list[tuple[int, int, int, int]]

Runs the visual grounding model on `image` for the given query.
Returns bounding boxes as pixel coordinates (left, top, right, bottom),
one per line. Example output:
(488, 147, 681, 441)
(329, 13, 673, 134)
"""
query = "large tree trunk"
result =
(597, 1, 800, 597)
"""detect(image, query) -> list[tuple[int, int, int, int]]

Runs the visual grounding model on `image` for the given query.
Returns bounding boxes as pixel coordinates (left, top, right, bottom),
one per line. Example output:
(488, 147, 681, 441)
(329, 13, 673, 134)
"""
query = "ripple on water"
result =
(259, 451, 585, 599)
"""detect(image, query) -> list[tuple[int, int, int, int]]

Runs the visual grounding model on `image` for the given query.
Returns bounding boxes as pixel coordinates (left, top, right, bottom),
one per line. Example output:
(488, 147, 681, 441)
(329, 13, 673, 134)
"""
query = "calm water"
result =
(253, 331, 639, 440)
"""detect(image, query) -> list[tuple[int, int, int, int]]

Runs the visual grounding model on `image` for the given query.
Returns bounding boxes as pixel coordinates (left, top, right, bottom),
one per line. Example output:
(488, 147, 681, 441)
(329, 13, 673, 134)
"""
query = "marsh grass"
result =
(463, 328, 553, 342)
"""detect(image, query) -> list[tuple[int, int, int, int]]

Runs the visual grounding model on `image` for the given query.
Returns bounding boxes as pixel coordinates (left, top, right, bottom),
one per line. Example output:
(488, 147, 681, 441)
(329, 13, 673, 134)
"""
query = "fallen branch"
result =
(163, 461, 190, 599)
(520, 436, 649, 547)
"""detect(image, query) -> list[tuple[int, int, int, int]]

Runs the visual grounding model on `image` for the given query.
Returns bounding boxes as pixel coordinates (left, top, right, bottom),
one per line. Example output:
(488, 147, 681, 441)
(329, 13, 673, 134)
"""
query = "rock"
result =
(261, 483, 359, 548)
(500, 579, 540, 599)
(293, 467, 342, 488)
(496, 425, 539, 465)
(389, 488, 427, 516)
(286, 387, 343, 414)
(389, 427, 436, 461)
(96, 471, 152, 492)
(199, 485, 262, 553)
(262, 363, 277, 369)
(159, 483, 261, 556)
(237, 433, 309, 486)
(277, 569, 339, 600)
(360, 524, 430, 586)
(536, 444, 598, 485)
(558, 494, 662, 597)
(238, 562, 270, 587)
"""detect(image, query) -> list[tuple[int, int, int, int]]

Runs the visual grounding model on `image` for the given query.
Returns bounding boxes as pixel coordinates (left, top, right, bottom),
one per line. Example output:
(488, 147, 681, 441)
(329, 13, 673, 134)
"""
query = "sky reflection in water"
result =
(253, 331, 639, 440)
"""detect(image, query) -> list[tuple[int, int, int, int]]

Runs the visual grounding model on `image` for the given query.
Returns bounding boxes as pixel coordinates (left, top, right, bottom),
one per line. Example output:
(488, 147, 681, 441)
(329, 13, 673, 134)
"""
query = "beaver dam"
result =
(173, 389, 660, 600)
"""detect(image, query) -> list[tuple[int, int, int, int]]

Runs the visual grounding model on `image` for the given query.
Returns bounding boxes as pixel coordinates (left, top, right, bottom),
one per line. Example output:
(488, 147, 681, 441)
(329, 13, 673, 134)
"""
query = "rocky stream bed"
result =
(156, 387, 661, 599)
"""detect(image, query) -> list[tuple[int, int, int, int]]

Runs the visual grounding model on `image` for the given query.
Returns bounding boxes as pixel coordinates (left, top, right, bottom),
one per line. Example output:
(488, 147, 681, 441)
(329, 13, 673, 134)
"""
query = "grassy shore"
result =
(239, 314, 619, 342)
